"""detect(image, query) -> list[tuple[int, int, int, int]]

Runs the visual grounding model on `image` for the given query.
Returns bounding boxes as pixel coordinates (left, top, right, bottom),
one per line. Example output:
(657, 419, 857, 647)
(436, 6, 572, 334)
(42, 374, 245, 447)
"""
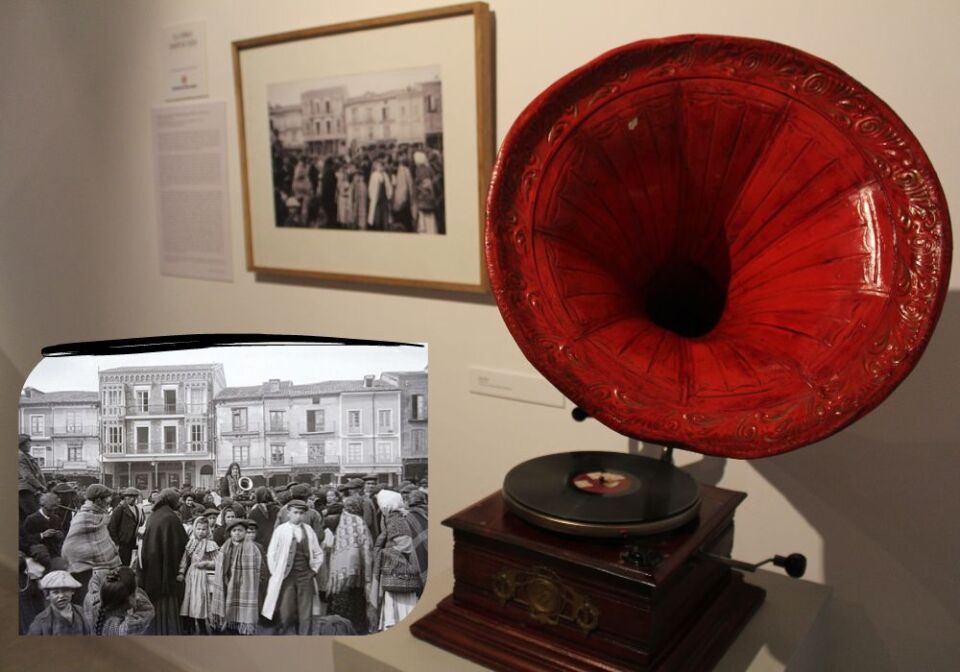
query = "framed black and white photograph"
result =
(234, 3, 492, 291)
(18, 336, 428, 637)
(268, 65, 446, 235)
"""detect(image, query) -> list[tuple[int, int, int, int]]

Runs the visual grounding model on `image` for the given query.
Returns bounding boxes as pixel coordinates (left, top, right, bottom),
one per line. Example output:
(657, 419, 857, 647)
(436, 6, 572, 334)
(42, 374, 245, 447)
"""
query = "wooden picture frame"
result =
(233, 3, 492, 292)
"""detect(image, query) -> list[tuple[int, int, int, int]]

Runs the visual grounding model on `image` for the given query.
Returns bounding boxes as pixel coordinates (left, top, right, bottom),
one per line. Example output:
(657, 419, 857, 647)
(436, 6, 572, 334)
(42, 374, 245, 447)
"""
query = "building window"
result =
(412, 394, 427, 420)
(269, 410, 286, 432)
(232, 408, 247, 431)
(271, 444, 285, 465)
(190, 424, 203, 451)
(307, 409, 325, 432)
(347, 442, 362, 464)
(107, 426, 123, 453)
(376, 441, 394, 463)
(103, 388, 122, 407)
(351, 108, 358, 122)
(347, 410, 361, 433)
(30, 415, 45, 436)
(427, 94, 439, 113)
(136, 390, 149, 413)
(163, 388, 177, 413)
(163, 426, 177, 452)
(412, 428, 426, 454)
(308, 443, 324, 464)
(325, 100, 331, 113)
(136, 426, 149, 452)
(68, 442, 82, 462)
(66, 412, 80, 432)
(186, 387, 207, 413)
(378, 409, 393, 432)
(233, 444, 249, 465)
(326, 119, 332, 133)
(31, 447, 45, 467)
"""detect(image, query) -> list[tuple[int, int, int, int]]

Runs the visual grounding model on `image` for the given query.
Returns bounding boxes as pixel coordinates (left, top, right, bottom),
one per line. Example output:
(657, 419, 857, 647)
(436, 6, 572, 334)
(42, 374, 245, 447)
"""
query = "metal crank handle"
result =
(702, 551, 807, 578)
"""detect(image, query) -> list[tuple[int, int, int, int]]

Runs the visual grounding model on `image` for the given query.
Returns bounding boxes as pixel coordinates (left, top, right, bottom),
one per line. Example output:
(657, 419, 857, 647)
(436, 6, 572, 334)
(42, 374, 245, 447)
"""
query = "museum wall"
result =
(1, 0, 958, 669)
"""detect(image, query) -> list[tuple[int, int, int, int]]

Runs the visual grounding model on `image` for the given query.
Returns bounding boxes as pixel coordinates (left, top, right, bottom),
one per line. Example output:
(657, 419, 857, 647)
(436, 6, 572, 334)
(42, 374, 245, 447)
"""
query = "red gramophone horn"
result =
(486, 35, 952, 458)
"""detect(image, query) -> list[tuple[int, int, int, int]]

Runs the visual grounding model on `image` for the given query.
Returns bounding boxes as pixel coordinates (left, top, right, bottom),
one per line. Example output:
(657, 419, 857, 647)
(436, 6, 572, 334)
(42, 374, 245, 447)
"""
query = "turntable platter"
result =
(502, 451, 701, 537)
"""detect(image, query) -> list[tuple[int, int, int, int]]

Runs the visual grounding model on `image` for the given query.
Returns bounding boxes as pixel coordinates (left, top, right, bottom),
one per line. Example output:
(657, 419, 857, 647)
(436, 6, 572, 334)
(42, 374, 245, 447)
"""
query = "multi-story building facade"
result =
(269, 103, 304, 151)
(344, 84, 432, 148)
(214, 375, 403, 487)
(380, 370, 428, 481)
(302, 86, 347, 156)
(421, 80, 443, 150)
(19, 388, 100, 483)
(98, 364, 225, 492)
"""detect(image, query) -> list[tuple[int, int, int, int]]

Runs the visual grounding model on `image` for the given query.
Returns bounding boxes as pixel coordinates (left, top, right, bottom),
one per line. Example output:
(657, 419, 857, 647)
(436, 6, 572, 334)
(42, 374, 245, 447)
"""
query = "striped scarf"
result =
(208, 539, 260, 634)
(61, 501, 121, 573)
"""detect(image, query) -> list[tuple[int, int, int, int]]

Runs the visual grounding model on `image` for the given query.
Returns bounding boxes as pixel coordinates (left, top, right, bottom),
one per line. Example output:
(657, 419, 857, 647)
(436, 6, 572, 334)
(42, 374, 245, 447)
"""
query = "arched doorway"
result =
(199, 464, 214, 491)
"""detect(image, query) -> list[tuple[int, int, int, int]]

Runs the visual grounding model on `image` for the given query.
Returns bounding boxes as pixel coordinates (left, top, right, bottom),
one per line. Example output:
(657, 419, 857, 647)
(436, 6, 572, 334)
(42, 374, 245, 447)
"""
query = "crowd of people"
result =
(271, 137, 446, 235)
(18, 434, 428, 637)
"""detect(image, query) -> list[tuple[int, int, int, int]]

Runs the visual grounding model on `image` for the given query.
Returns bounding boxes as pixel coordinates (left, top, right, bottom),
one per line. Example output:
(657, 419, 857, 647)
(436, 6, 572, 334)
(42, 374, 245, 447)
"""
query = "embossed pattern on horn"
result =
(486, 35, 952, 458)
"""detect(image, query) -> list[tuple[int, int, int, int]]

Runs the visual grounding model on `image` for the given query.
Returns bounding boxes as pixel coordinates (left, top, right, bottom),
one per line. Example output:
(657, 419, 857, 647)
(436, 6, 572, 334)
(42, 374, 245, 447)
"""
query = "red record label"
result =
(571, 470, 635, 495)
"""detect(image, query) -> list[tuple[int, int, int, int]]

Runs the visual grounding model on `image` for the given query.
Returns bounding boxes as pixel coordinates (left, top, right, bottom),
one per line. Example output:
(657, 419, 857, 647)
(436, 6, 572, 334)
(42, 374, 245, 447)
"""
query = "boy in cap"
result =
(274, 483, 324, 539)
(263, 499, 323, 634)
(27, 570, 93, 635)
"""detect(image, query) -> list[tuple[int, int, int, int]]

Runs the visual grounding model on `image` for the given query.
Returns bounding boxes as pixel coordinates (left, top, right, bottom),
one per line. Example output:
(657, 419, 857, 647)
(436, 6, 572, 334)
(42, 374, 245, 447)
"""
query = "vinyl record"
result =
(502, 451, 701, 536)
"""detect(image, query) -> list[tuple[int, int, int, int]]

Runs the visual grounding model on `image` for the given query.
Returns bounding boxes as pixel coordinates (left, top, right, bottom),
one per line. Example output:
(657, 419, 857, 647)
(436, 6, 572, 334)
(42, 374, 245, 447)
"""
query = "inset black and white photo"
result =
(267, 65, 446, 234)
(18, 338, 428, 636)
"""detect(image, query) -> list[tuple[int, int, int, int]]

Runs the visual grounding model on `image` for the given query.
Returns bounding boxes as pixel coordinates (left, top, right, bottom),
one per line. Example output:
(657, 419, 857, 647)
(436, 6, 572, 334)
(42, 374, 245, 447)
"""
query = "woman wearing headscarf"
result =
(405, 489, 429, 595)
(140, 488, 188, 634)
(371, 490, 422, 631)
(248, 486, 280, 550)
(413, 151, 438, 235)
(61, 484, 121, 603)
(326, 495, 373, 634)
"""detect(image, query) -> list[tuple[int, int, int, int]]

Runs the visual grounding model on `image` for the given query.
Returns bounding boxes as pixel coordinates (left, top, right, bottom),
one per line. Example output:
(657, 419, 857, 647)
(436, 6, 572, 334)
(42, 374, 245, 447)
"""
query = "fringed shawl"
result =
(208, 539, 260, 634)
(61, 501, 120, 573)
(327, 509, 372, 596)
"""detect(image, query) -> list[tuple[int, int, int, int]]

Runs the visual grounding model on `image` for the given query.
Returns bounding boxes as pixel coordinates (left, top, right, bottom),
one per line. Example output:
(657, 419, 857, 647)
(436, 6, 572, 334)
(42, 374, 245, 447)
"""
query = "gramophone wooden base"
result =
(410, 486, 764, 671)
(411, 574, 764, 672)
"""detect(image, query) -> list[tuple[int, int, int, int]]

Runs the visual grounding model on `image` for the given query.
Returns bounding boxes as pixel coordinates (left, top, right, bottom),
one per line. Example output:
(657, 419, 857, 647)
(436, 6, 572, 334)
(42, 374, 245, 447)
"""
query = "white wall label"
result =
(162, 21, 208, 101)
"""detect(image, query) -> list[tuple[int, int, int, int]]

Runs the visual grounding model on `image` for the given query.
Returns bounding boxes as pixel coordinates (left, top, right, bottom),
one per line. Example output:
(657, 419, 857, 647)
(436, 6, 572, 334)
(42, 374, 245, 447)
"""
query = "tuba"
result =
(238, 476, 254, 492)
(486, 35, 951, 458)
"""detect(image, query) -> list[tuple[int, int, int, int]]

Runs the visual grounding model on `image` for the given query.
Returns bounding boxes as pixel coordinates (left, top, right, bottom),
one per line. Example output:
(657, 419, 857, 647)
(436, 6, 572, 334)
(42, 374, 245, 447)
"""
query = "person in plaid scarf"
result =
(61, 484, 120, 603)
(209, 518, 261, 634)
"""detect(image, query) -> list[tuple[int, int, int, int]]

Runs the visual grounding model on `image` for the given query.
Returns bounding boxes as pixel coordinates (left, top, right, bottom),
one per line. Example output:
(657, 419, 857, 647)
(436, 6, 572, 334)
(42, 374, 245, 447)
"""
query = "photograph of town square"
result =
(17, 343, 428, 636)
(268, 65, 446, 234)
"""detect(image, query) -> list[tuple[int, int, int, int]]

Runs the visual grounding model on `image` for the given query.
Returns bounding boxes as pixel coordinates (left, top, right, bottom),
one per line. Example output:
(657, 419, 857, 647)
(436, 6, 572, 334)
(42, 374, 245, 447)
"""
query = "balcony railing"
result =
(222, 420, 263, 434)
(265, 421, 289, 433)
(102, 403, 211, 417)
(52, 425, 99, 436)
(102, 440, 212, 457)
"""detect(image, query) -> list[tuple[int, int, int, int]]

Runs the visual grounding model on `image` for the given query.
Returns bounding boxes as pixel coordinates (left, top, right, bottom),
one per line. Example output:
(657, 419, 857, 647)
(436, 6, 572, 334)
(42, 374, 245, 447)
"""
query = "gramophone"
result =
(411, 35, 951, 671)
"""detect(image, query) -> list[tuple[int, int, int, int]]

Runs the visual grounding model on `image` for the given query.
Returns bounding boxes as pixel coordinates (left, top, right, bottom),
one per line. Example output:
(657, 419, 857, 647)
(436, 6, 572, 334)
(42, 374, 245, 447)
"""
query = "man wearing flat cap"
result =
(274, 483, 324, 540)
(61, 483, 121, 602)
(27, 570, 92, 635)
(18, 434, 46, 524)
(108, 487, 143, 565)
(264, 499, 323, 634)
